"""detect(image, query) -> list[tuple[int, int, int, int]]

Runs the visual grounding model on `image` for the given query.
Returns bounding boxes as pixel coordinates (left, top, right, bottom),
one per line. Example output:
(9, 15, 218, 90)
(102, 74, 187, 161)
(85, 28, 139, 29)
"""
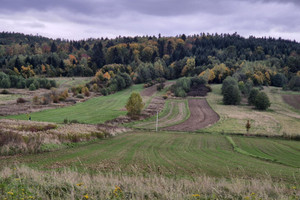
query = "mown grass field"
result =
(128, 99, 190, 130)
(232, 136, 300, 168)
(2, 131, 299, 183)
(3, 84, 143, 124)
(203, 84, 300, 136)
(48, 77, 91, 89)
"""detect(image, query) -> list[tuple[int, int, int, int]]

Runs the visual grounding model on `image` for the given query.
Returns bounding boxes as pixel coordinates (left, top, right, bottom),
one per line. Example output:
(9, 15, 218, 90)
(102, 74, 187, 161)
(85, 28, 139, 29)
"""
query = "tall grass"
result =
(0, 166, 298, 200)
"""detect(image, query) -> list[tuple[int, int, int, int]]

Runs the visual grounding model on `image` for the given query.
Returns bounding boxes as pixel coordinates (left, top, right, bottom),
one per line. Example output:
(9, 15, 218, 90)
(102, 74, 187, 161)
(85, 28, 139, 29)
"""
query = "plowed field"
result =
(282, 94, 300, 110)
(165, 98, 219, 131)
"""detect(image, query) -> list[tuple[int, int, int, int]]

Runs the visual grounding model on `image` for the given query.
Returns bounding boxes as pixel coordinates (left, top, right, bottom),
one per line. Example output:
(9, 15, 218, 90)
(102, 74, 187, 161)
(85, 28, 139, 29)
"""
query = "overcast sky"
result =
(1, 0, 300, 41)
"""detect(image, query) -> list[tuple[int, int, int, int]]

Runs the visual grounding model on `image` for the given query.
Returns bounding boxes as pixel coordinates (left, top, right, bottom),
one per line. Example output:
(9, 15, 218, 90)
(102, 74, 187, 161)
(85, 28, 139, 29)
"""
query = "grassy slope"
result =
(203, 84, 300, 136)
(2, 131, 299, 183)
(232, 136, 300, 168)
(3, 84, 143, 124)
(48, 77, 91, 89)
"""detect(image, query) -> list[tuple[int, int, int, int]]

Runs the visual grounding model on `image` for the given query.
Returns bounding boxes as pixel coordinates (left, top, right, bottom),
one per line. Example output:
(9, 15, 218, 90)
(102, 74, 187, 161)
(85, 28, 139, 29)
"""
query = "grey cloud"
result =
(0, 0, 300, 41)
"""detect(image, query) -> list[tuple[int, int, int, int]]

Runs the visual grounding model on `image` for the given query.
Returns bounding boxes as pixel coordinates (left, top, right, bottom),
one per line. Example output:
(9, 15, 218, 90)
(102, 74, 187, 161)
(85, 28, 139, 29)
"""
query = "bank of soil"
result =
(165, 98, 219, 131)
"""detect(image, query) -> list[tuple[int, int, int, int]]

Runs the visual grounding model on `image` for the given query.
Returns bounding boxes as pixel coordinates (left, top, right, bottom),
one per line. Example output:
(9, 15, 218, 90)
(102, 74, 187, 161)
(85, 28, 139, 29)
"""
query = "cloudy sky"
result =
(1, 0, 300, 41)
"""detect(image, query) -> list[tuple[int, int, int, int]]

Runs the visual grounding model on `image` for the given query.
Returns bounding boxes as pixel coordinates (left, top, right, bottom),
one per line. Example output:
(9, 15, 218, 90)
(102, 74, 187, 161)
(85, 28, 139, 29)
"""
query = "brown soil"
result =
(165, 98, 219, 131)
(187, 85, 210, 97)
(282, 94, 300, 110)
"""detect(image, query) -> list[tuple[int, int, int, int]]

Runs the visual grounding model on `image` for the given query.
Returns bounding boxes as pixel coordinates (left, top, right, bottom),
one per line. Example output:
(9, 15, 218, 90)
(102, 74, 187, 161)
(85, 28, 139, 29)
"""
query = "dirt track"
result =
(165, 98, 219, 131)
(282, 94, 300, 110)
(140, 82, 174, 97)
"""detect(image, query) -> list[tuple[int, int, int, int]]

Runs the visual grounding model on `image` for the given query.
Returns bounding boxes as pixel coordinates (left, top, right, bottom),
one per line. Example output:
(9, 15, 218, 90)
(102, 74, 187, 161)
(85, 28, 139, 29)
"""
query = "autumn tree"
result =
(126, 92, 144, 117)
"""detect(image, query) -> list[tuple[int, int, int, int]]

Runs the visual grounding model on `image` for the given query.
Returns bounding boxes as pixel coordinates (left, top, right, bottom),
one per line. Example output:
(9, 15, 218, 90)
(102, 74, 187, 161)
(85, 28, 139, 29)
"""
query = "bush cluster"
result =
(170, 76, 207, 97)
(248, 89, 271, 110)
(0, 72, 56, 90)
(287, 76, 300, 91)
(71, 85, 90, 97)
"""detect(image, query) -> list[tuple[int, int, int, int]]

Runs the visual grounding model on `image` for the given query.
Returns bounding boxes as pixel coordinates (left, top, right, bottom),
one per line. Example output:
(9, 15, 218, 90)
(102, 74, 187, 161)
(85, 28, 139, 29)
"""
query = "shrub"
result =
(221, 76, 238, 94)
(126, 92, 144, 117)
(63, 118, 69, 124)
(191, 76, 207, 87)
(100, 88, 108, 96)
(91, 132, 105, 139)
(32, 79, 40, 89)
(42, 93, 51, 104)
(288, 76, 300, 91)
(76, 94, 84, 99)
(81, 86, 90, 97)
(70, 119, 79, 124)
(1, 78, 11, 88)
(45, 82, 52, 89)
(157, 82, 165, 91)
(17, 79, 26, 88)
(32, 95, 40, 104)
(254, 92, 271, 110)
(174, 87, 187, 97)
(248, 89, 259, 105)
(50, 80, 57, 88)
(92, 83, 99, 92)
(223, 85, 241, 105)
(271, 73, 287, 87)
(25, 78, 34, 88)
(29, 83, 36, 91)
(16, 98, 26, 104)
(1, 89, 10, 94)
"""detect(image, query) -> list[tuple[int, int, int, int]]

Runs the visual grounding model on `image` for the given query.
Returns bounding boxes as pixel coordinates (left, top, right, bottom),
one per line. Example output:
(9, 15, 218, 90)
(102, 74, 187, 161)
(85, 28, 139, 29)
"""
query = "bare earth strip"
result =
(282, 94, 300, 110)
(165, 98, 219, 131)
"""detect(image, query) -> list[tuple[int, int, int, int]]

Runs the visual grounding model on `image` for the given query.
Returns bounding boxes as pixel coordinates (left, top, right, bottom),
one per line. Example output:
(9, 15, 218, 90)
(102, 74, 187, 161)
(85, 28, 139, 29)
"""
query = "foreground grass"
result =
(204, 84, 300, 136)
(2, 131, 299, 183)
(1, 166, 299, 200)
(3, 85, 143, 124)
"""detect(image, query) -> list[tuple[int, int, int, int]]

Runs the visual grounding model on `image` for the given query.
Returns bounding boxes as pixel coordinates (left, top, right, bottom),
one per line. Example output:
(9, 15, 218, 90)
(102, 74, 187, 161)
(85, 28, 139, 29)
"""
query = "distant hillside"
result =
(0, 31, 300, 86)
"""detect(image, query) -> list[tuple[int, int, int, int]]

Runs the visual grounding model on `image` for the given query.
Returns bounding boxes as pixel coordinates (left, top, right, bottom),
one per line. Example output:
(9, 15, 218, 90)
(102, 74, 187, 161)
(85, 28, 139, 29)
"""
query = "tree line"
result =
(1, 32, 300, 89)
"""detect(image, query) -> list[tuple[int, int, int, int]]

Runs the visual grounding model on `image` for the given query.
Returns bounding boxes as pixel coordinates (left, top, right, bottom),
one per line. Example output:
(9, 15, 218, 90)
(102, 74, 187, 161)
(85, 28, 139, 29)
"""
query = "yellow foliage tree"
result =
(103, 72, 111, 80)
(126, 92, 144, 117)
(181, 57, 195, 76)
(13, 67, 20, 75)
(21, 65, 35, 78)
(199, 69, 215, 83)
(212, 63, 230, 82)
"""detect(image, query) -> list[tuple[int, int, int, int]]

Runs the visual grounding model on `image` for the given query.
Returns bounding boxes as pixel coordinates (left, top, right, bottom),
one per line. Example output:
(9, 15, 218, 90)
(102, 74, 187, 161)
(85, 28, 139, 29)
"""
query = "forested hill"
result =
(1, 31, 300, 85)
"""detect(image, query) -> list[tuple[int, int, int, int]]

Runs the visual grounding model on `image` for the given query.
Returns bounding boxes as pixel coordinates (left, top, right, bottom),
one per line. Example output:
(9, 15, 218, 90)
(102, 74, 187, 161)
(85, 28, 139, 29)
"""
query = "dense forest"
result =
(1, 31, 300, 90)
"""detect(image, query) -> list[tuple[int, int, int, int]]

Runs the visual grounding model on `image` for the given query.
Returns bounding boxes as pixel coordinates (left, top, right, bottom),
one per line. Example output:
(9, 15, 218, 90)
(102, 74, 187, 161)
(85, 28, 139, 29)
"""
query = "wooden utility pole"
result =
(156, 110, 159, 132)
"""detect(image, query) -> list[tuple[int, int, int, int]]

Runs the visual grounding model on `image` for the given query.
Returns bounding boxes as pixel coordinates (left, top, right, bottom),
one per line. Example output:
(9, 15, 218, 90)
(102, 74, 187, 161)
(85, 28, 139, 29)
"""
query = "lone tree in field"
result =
(126, 92, 144, 117)
(222, 76, 241, 105)
(254, 91, 271, 110)
(245, 120, 251, 134)
(223, 85, 241, 105)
